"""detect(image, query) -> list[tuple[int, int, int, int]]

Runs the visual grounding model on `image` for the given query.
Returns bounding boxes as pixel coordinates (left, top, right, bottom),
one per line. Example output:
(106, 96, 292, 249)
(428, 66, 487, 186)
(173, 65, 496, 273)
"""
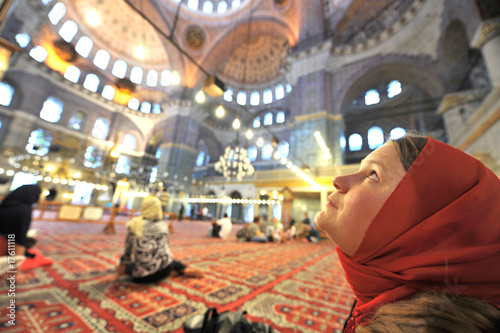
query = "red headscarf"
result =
(339, 138, 500, 333)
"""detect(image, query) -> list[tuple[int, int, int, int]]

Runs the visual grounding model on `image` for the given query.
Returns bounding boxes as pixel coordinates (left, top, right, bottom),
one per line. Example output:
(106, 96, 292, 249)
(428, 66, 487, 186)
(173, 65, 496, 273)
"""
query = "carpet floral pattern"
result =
(1, 221, 354, 332)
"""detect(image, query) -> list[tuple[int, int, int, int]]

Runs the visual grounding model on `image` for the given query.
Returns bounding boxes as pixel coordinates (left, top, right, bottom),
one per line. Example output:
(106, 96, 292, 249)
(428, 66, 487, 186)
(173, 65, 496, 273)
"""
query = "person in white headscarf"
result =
(115, 196, 203, 283)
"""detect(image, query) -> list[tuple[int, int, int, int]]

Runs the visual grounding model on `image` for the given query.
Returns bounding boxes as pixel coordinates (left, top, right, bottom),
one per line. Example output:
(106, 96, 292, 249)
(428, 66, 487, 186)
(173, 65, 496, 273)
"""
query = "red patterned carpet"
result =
(0, 220, 354, 332)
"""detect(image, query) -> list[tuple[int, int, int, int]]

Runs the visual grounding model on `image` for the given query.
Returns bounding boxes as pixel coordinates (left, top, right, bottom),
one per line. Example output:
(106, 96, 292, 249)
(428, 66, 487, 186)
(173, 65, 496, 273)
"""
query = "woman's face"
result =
(315, 143, 406, 257)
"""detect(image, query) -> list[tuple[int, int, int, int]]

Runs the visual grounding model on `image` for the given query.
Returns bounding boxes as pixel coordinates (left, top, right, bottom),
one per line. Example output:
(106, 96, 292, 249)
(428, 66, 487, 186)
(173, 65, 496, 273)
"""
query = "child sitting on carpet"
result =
(114, 196, 203, 283)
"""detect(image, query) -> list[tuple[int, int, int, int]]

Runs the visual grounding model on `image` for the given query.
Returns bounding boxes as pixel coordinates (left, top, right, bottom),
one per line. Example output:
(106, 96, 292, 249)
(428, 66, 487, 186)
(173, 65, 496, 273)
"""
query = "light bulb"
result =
(215, 105, 225, 117)
(245, 129, 253, 139)
(195, 90, 206, 103)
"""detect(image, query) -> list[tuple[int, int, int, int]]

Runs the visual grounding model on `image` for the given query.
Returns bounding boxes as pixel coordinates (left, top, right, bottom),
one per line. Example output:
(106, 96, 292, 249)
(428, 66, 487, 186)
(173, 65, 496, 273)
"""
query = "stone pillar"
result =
(156, 105, 201, 194)
(280, 188, 294, 228)
(472, 17, 500, 86)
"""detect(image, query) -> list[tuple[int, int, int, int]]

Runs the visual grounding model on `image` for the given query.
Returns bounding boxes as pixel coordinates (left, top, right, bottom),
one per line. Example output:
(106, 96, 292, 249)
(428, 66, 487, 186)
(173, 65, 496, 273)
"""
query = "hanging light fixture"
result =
(214, 145, 255, 181)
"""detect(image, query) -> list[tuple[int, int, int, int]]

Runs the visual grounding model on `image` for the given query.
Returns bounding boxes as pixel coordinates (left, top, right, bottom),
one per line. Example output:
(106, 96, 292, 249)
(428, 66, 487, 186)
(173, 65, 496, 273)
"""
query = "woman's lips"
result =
(325, 200, 337, 209)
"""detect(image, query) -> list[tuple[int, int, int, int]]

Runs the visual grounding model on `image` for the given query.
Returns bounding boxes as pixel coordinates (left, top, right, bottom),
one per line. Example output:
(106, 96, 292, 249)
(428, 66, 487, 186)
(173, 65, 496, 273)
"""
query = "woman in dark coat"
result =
(0, 184, 41, 256)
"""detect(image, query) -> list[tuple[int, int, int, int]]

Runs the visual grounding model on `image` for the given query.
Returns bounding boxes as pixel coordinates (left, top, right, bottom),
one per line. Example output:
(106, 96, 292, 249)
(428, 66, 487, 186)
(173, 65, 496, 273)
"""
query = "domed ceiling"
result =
(218, 35, 289, 85)
(67, 0, 171, 66)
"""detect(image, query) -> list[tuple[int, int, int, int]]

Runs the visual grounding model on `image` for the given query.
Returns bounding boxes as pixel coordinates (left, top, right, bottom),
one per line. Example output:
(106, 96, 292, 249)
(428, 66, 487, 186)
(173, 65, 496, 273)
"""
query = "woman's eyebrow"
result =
(360, 158, 385, 169)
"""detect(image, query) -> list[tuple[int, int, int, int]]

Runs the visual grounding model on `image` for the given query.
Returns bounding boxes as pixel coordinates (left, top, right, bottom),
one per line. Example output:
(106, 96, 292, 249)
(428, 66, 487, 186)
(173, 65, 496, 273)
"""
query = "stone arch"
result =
(230, 190, 243, 221)
(339, 56, 444, 114)
(196, 126, 223, 162)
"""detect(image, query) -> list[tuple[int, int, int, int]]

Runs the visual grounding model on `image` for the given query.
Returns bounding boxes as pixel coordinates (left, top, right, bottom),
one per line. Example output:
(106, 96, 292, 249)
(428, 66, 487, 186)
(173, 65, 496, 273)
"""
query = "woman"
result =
(315, 134, 500, 332)
(116, 196, 203, 283)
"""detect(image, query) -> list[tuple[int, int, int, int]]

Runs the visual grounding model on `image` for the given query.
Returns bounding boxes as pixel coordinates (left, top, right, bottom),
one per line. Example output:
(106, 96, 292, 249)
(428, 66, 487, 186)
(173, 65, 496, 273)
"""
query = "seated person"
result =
(115, 196, 203, 283)
(247, 216, 267, 243)
(263, 218, 285, 243)
(297, 213, 321, 242)
(208, 213, 233, 239)
(0, 185, 53, 276)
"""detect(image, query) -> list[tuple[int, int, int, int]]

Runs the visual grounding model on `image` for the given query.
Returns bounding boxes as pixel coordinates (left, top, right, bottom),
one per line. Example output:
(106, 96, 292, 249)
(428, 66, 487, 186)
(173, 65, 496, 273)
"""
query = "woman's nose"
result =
(332, 174, 350, 193)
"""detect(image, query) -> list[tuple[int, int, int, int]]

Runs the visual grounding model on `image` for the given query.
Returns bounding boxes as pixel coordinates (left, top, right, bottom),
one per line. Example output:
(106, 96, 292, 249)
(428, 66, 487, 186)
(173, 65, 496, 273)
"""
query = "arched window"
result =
(122, 134, 137, 150)
(68, 110, 85, 130)
(263, 112, 273, 126)
(365, 89, 380, 105)
(224, 87, 233, 102)
(340, 134, 346, 152)
(83, 146, 102, 168)
(29, 46, 47, 62)
(236, 91, 246, 105)
(64, 65, 80, 83)
(261, 143, 273, 160)
(0, 82, 14, 106)
(26, 129, 52, 156)
(112, 60, 127, 78)
(278, 141, 289, 158)
(390, 127, 406, 140)
(155, 147, 162, 158)
(48, 2, 66, 25)
(348, 133, 363, 151)
(275, 84, 284, 100)
(250, 91, 260, 105)
(187, 0, 199, 10)
(101, 85, 115, 100)
(146, 70, 158, 86)
(276, 111, 285, 124)
(15, 33, 30, 48)
(140, 102, 151, 113)
(75, 36, 93, 57)
(286, 83, 292, 93)
(232, 0, 241, 8)
(253, 117, 261, 128)
(92, 118, 109, 139)
(196, 151, 205, 166)
(59, 20, 78, 42)
(152, 103, 161, 114)
(202, 1, 213, 13)
(93, 50, 110, 70)
(387, 80, 402, 98)
(263, 89, 272, 104)
(130, 66, 143, 84)
(83, 73, 99, 92)
(368, 126, 384, 149)
(40, 97, 63, 123)
(247, 146, 258, 161)
(160, 69, 171, 86)
(128, 98, 140, 110)
(217, 1, 228, 13)
(115, 155, 131, 174)
(150, 166, 158, 183)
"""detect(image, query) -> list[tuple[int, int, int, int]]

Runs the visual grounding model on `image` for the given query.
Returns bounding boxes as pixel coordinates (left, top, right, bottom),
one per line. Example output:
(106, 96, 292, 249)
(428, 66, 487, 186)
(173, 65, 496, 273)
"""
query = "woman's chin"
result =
(315, 211, 327, 228)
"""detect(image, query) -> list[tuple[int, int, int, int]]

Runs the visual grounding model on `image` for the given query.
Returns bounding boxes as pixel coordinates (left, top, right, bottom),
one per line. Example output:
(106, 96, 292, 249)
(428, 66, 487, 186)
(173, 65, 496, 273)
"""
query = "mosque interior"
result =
(0, 0, 499, 224)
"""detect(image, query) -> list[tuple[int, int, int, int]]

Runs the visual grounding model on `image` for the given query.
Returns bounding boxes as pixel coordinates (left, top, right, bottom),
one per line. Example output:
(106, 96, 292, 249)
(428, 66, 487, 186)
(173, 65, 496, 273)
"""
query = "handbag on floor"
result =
(183, 307, 274, 333)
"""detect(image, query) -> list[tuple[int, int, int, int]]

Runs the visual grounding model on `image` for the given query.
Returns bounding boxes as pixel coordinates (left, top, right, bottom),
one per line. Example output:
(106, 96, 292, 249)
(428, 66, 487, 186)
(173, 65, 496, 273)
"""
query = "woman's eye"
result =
(368, 171, 379, 181)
